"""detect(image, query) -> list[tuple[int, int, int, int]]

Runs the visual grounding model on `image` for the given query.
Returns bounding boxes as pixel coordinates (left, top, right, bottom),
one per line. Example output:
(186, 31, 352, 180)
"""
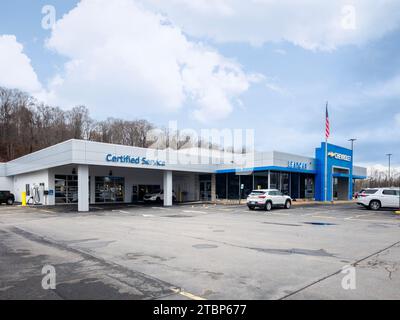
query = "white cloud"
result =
(395, 113, 400, 126)
(366, 75, 400, 98)
(140, 0, 400, 50)
(0, 35, 42, 93)
(44, 0, 259, 122)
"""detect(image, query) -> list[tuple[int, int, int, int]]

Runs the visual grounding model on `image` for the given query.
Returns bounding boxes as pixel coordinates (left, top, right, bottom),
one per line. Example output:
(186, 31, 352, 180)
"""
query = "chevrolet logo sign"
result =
(328, 152, 352, 162)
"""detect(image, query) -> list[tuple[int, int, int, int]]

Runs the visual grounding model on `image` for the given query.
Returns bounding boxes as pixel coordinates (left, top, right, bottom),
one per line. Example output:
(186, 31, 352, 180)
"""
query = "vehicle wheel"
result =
(264, 201, 272, 211)
(6, 198, 14, 205)
(369, 200, 381, 211)
(284, 200, 291, 209)
(248, 206, 255, 210)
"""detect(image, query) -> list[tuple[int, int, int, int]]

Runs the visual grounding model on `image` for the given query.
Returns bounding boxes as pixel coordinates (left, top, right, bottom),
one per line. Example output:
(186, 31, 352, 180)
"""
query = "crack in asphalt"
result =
(279, 240, 400, 300)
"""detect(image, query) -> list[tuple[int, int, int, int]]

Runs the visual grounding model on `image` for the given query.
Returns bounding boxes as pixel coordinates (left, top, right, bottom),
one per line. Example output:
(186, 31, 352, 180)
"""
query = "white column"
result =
(90, 174, 95, 204)
(78, 165, 89, 212)
(163, 170, 173, 206)
(47, 169, 55, 206)
(211, 173, 216, 202)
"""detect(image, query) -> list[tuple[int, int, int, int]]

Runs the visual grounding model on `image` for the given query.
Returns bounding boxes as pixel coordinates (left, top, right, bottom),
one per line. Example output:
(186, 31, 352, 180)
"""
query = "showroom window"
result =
(254, 171, 268, 189)
(216, 173, 227, 199)
(95, 176, 125, 203)
(227, 173, 239, 199)
(270, 171, 280, 190)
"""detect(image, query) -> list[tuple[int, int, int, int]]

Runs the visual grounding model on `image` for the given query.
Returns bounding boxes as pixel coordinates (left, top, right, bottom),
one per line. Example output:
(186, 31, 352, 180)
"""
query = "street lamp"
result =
(348, 138, 357, 153)
(348, 139, 357, 198)
(386, 153, 393, 187)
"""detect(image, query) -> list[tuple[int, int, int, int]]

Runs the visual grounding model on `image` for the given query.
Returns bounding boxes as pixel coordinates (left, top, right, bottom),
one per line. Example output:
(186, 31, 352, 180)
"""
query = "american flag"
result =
(325, 102, 330, 140)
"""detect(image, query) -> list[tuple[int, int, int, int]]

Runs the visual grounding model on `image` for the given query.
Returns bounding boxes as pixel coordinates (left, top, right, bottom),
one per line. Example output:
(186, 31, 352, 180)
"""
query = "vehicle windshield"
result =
(250, 191, 265, 195)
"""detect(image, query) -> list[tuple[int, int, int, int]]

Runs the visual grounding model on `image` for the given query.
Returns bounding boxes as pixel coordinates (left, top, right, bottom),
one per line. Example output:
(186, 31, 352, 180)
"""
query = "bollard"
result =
(21, 192, 26, 206)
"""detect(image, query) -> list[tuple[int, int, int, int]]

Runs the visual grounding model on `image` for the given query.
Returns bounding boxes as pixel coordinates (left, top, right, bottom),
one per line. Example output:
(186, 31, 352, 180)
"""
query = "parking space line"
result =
(40, 209, 55, 213)
(171, 288, 206, 300)
(311, 215, 337, 219)
(345, 213, 376, 220)
(183, 210, 208, 214)
(112, 210, 130, 214)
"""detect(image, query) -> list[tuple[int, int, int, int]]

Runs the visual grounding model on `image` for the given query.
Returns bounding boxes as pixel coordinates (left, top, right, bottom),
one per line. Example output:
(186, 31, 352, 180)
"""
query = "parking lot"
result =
(0, 202, 399, 300)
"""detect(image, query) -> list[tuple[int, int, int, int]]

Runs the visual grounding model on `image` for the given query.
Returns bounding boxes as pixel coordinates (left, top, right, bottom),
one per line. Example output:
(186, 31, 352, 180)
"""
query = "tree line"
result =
(355, 167, 400, 190)
(0, 87, 222, 162)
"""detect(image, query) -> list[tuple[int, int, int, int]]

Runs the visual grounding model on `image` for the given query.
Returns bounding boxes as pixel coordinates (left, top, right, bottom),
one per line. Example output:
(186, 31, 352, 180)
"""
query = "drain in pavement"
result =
(192, 244, 218, 249)
(164, 215, 192, 218)
(304, 222, 336, 226)
(262, 222, 302, 227)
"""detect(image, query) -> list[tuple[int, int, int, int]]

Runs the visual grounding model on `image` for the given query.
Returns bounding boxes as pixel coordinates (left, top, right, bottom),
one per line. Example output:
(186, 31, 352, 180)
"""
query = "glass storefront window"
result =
(239, 174, 253, 199)
(95, 176, 125, 203)
(305, 176, 314, 199)
(270, 171, 280, 190)
(55, 175, 78, 204)
(254, 171, 268, 190)
(281, 173, 289, 195)
(227, 173, 239, 199)
(216, 173, 227, 199)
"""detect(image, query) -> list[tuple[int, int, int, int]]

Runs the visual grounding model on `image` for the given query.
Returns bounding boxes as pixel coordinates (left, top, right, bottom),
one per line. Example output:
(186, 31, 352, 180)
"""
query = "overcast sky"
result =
(0, 0, 399, 167)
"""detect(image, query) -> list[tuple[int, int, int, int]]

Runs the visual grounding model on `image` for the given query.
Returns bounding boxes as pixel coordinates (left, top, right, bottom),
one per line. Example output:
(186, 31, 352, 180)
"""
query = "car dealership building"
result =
(0, 139, 367, 211)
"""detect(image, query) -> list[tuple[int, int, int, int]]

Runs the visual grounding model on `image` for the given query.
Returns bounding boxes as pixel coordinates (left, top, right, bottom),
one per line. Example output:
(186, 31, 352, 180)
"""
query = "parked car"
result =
(247, 189, 292, 211)
(0, 190, 15, 205)
(357, 188, 400, 210)
(143, 190, 176, 203)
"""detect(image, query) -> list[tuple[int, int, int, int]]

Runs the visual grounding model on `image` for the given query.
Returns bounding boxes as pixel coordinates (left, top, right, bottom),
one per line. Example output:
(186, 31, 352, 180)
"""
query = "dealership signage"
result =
(106, 154, 166, 167)
(327, 151, 352, 162)
(287, 161, 308, 170)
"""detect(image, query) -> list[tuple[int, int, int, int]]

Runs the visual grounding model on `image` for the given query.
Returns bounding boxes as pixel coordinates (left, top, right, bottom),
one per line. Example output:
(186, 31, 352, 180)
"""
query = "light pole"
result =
(386, 153, 392, 187)
(348, 139, 357, 198)
(348, 138, 357, 153)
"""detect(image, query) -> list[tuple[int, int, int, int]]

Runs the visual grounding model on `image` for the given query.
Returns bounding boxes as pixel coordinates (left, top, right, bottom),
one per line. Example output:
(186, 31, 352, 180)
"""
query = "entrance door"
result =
(333, 177, 349, 200)
(200, 181, 211, 201)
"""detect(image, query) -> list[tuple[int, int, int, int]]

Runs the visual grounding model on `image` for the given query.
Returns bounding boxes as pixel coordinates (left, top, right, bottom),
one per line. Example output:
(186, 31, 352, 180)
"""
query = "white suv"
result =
(357, 188, 400, 210)
(247, 189, 292, 211)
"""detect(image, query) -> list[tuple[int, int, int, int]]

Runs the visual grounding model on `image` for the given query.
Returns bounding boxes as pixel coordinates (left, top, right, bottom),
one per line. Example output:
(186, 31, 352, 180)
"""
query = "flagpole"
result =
(325, 135, 328, 202)
(325, 102, 328, 202)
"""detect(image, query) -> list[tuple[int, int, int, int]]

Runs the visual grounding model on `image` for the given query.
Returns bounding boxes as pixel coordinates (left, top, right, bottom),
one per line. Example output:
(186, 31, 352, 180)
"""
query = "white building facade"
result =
(0, 139, 367, 211)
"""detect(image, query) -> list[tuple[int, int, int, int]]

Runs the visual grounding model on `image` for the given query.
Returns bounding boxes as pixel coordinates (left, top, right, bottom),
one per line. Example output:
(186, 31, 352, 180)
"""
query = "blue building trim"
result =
(216, 166, 317, 175)
(353, 175, 367, 180)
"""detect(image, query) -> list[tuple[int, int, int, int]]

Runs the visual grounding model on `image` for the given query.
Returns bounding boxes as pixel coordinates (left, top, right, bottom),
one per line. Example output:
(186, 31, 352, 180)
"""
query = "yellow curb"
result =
(395, 211, 400, 215)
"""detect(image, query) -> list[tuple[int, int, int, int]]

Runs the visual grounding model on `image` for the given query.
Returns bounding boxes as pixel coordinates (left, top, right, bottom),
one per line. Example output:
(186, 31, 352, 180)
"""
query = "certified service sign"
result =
(106, 154, 166, 167)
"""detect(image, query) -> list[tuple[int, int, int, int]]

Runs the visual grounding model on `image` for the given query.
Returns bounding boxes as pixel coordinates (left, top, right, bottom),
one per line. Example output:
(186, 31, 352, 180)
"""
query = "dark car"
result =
(0, 190, 15, 205)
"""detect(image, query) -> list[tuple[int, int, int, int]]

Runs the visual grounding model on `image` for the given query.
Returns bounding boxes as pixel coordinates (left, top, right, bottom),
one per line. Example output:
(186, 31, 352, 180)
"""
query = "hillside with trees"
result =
(0, 86, 204, 162)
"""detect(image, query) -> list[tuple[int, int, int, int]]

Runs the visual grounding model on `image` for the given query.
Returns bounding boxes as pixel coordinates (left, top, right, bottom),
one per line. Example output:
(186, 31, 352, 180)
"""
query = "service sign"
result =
(106, 154, 166, 167)
(287, 161, 308, 170)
